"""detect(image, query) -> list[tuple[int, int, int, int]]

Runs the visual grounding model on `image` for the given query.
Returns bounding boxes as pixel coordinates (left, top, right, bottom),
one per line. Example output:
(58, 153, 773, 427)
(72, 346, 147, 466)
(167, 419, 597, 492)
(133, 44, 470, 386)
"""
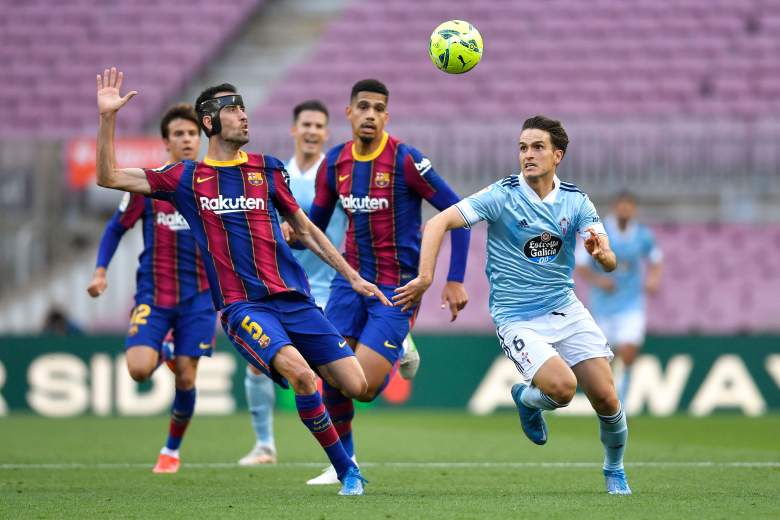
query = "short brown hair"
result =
(522, 115, 569, 157)
(160, 104, 198, 139)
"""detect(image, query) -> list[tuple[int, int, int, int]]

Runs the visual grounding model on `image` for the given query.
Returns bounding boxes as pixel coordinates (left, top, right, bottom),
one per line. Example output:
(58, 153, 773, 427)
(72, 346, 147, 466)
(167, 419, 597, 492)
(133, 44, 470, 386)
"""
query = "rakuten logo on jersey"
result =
(339, 194, 389, 214)
(199, 195, 265, 215)
(156, 211, 190, 231)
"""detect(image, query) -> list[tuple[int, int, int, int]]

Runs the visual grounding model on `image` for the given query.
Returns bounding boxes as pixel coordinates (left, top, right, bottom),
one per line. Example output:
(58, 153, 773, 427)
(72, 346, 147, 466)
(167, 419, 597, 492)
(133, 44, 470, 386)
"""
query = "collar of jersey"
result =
(351, 132, 388, 162)
(519, 173, 560, 204)
(204, 150, 248, 167)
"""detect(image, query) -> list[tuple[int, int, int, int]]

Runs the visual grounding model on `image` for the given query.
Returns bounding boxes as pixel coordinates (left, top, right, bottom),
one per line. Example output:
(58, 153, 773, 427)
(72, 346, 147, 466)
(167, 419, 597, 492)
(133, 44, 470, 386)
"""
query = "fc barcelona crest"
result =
(375, 171, 390, 188)
(247, 171, 264, 186)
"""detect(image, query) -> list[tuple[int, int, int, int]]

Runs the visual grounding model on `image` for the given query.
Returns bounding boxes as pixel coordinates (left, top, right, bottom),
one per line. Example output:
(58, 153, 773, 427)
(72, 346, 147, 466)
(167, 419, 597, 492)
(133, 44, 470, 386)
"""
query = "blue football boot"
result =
(603, 468, 632, 495)
(510, 383, 548, 445)
(338, 466, 367, 496)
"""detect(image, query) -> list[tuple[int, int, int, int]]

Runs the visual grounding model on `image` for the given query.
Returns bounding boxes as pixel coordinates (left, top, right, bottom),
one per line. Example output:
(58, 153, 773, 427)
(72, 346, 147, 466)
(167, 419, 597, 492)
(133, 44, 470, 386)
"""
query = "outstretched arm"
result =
(95, 68, 150, 194)
(393, 205, 468, 316)
(285, 208, 391, 306)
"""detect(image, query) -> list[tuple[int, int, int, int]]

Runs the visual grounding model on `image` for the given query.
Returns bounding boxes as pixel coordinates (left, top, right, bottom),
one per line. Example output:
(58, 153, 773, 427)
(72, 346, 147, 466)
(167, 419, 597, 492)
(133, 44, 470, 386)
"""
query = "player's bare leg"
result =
(572, 357, 631, 495)
(274, 346, 366, 495)
(510, 356, 576, 445)
(239, 364, 277, 465)
(126, 345, 165, 382)
(154, 355, 199, 474)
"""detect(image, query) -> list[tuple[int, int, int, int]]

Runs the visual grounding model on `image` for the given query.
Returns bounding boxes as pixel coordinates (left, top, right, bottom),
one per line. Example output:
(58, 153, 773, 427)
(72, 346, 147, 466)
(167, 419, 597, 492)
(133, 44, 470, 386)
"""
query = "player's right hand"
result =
(392, 276, 432, 312)
(97, 67, 137, 115)
(87, 268, 108, 298)
(280, 221, 297, 244)
(350, 278, 392, 306)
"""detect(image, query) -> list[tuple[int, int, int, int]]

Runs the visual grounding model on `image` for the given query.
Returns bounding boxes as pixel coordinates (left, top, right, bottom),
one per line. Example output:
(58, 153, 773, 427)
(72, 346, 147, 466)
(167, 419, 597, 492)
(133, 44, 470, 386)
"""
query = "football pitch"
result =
(1, 412, 778, 519)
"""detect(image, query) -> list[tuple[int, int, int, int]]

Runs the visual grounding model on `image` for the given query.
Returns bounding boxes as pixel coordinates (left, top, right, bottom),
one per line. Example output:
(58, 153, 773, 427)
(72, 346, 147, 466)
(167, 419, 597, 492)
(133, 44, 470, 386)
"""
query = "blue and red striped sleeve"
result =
(402, 147, 470, 282)
(270, 166, 301, 217)
(309, 152, 339, 231)
(143, 162, 186, 201)
(95, 193, 144, 268)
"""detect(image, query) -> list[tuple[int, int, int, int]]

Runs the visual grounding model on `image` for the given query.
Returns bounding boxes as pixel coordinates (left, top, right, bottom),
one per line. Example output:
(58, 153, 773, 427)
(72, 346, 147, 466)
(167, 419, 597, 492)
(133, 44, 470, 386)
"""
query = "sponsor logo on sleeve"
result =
(414, 157, 432, 175)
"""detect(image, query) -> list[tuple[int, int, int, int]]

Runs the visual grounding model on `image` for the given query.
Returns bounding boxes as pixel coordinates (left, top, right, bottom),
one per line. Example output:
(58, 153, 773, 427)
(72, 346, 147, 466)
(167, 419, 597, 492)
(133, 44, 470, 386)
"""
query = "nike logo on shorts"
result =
(338, 340, 347, 348)
(199, 342, 212, 350)
(384, 340, 397, 349)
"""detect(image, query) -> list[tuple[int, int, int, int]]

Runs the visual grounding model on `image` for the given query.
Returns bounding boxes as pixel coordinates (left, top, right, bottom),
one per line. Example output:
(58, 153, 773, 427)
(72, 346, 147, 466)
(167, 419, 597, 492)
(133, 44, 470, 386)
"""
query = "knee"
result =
(127, 365, 152, 382)
(544, 374, 577, 406)
(175, 371, 196, 390)
(591, 391, 620, 416)
(287, 365, 318, 395)
(339, 376, 368, 401)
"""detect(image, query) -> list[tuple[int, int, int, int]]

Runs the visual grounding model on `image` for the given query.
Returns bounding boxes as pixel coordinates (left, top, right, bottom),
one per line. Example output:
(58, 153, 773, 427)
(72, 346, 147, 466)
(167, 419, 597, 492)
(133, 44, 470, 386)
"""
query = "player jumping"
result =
(304, 79, 470, 484)
(87, 103, 214, 474)
(394, 115, 632, 495)
(94, 67, 386, 495)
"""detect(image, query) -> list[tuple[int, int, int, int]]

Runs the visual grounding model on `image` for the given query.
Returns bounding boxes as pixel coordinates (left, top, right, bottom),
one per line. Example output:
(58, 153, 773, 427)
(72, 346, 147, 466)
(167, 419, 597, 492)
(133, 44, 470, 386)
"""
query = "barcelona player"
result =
(94, 67, 385, 495)
(395, 116, 631, 495)
(576, 191, 663, 403)
(86, 103, 214, 474)
(305, 79, 470, 484)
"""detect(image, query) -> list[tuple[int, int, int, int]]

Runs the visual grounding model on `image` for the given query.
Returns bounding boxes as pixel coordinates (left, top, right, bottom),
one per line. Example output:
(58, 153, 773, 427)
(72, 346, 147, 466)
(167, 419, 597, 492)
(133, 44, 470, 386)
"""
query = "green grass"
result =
(1, 412, 779, 519)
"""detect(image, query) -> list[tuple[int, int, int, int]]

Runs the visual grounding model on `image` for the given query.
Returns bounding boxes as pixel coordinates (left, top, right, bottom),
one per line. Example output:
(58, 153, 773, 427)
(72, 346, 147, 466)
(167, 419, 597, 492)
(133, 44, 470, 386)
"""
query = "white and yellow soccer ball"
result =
(428, 20, 483, 74)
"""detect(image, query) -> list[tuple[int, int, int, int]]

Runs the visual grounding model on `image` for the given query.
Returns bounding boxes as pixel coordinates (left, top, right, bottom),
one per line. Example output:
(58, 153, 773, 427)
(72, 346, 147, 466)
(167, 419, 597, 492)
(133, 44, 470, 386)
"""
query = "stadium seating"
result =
(414, 224, 780, 334)
(255, 0, 780, 122)
(0, 0, 265, 137)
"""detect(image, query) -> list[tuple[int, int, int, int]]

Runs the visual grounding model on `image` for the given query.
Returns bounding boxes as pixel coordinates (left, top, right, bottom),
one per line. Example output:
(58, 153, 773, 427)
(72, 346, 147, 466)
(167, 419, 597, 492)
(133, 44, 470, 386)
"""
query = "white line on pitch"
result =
(0, 461, 778, 470)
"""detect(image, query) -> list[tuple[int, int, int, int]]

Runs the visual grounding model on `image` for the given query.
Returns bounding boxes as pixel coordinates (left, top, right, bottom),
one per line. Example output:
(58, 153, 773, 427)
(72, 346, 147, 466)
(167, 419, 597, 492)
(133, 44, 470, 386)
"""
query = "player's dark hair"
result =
(614, 190, 638, 204)
(293, 99, 329, 122)
(159, 103, 198, 139)
(350, 79, 389, 102)
(194, 83, 238, 134)
(522, 115, 569, 157)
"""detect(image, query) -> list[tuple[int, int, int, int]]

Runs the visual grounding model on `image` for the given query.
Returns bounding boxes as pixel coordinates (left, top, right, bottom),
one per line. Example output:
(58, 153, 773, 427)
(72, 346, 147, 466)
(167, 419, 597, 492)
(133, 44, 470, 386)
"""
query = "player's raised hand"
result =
(96, 67, 137, 115)
(87, 268, 108, 298)
(392, 276, 432, 312)
(350, 278, 392, 306)
(441, 281, 468, 322)
(584, 227, 604, 257)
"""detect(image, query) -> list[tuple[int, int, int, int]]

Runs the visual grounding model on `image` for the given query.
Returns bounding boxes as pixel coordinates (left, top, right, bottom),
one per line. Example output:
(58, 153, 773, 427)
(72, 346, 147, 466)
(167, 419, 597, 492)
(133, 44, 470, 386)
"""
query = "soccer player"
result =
(239, 99, 347, 466)
(305, 79, 470, 485)
(394, 115, 632, 495)
(94, 67, 386, 495)
(575, 191, 663, 404)
(86, 103, 214, 474)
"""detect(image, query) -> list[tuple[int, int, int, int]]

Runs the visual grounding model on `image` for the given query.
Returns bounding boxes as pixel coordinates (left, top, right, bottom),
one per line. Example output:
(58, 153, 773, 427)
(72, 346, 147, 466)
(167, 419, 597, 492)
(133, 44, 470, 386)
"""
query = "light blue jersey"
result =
(456, 174, 606, 326)
(579, 216, 661, 316)
(286, 155, 347, 308)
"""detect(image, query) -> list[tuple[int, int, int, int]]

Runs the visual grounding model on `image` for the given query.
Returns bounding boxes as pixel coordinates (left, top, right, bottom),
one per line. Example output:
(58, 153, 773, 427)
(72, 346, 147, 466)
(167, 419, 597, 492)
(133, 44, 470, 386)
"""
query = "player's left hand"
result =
(584, 228, 605, 258)
(280, 221, 297, 243)
(392, 276, 432, 312)
(350, 278, 392, 306)
(441, 281, 468, 322)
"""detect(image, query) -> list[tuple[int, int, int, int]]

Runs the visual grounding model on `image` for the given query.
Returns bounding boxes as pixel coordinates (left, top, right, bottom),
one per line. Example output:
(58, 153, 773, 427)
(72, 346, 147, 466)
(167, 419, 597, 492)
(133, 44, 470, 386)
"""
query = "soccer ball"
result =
(428, 20, 483, 74)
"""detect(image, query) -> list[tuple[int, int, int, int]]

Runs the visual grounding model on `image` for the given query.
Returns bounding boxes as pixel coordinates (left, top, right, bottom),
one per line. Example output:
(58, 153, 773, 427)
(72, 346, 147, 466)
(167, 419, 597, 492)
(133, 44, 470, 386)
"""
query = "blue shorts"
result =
(220, 292, 355, 388)
(125, 291, 216, 358)
(325, 274, 417, 365)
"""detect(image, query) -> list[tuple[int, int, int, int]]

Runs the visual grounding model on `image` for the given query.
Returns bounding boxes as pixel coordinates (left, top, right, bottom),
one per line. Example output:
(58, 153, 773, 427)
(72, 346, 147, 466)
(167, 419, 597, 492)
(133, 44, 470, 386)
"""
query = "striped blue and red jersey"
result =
(310, 132, 469, 287)
(143, 151, 310, 310)
(96, 192, 210, 308)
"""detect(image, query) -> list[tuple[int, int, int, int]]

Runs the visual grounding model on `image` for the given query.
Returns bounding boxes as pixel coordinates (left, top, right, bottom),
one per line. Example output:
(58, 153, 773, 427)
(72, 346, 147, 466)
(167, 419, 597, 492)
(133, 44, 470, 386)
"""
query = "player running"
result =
(239, 99, 348, 466)
(87, 103, 214, 474)
(394, 115, 632, 495)
(94, 67, 385, 495)
(576, 191, 663, 404)
(304, 79, 470, 485)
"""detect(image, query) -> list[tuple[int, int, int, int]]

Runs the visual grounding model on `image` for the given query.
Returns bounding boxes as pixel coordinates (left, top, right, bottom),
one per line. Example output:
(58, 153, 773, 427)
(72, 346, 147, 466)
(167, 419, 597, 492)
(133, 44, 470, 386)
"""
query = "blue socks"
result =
(245, 367, 276, 448)
(520, 385, 564, 410)
(295, 391, 354, 480)
(166, 387, 196, 451)
(599, 404, 628, 471)
(322, 381, 355, 458)
(616, 369, 630, 404)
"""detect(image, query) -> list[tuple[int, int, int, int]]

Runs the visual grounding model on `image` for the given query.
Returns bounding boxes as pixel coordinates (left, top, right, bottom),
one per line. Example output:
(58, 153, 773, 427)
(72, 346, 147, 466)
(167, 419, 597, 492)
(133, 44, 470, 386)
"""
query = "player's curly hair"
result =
(350, 79, 389, 102)
(522, 115, 569, 157)
(159, 104, 198, 139)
